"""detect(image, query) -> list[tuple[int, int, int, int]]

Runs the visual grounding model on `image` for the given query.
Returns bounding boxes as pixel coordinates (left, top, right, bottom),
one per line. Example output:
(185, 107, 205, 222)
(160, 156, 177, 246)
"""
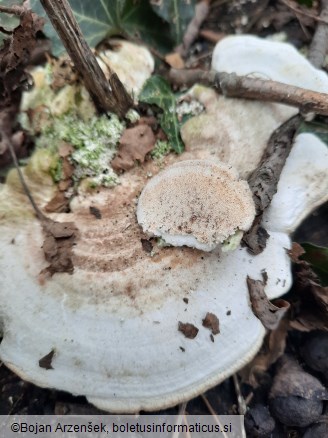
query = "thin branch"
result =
(169, 69, 328, 116)
(232, 375, 247, 438)
(280, 0, 328, 24)
(308, 0, 328, 68)
(200, 394, 229, 438)
(0, 124, 46, 221)
(40, 0, 133, 118)
(0, 5, 25, 16)
(172, 402, 188, 438)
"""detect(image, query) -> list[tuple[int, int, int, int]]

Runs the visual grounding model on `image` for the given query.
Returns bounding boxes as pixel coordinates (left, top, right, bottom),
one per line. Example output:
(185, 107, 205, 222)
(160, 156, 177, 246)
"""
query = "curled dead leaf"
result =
(111, 124, 156, 172)
(247, 275, 290, 330)
(202, 312, 220, 335)
(39, 349, 55, 370)
(239, 318, 288, 387)
(178, 322, 199, 339)
(41, 219, 77, 277)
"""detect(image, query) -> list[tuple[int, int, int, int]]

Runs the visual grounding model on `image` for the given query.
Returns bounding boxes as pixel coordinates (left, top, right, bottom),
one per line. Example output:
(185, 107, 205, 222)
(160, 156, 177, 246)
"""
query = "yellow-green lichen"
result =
(221, 230, 243, 252)
(150, 140, 172, 160)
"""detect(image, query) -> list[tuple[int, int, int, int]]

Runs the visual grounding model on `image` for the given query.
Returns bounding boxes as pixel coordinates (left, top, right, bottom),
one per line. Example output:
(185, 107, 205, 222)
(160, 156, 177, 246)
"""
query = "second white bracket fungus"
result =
(137, 160, 255, 251)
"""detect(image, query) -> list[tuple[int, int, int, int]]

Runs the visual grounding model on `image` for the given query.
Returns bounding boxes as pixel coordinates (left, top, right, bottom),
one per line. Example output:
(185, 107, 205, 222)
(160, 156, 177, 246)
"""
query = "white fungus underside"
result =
(1, 132, 327, 412)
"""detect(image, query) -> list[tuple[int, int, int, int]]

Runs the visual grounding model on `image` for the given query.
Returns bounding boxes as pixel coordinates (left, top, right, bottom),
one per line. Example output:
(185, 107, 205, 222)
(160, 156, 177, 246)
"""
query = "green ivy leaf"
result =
(150, 0, 196, 45)
(139, 75, 184, 154)
(301, 242, 328, 286)
(30, 0, 172, 56)
(0, 0, 21, 46)
(298, 120, 328, 145)
(297, 0, 313, 7)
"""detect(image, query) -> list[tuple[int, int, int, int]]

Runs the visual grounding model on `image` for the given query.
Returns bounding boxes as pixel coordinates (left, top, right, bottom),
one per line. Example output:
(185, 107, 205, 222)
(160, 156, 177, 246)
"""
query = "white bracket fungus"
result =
(137, 160, 255, 251)
(181, 35, 328, 179)
(0, 133, 327, 413)
(0, 36, 328, 414)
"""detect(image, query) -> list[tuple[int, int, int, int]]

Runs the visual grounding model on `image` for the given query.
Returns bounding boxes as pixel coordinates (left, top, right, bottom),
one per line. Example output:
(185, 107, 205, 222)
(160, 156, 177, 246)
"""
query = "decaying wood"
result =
(169, 69, 328, 116)
(242, 115, 301, 254)
(308, 0, 328, 68)
(40, 0, 133, 118)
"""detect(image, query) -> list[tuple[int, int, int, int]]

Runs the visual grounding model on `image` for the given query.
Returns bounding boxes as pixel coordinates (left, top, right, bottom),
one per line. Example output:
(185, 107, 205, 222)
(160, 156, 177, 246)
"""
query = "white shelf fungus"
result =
(181, 35, 328, 179)
(137, 160, 255, 251)
(0, 36, 328, 414)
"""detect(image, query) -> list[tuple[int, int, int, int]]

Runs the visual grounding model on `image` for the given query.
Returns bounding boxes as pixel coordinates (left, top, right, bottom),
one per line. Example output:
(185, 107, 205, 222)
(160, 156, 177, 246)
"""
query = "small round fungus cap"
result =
(137, 160, 255, 251)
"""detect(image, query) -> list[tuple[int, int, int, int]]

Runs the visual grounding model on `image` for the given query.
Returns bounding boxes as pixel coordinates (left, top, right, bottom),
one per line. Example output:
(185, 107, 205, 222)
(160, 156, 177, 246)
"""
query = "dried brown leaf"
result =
(0, 9, 44, 111)
(239, 319, 289, 387)
(45, 191, 70, 213)
(40, 219, 77, 277)
(289, 262, 328, 332)
(202, 312, 220, 335)
(39, 349, 55, 370)
(165, 52, 185, 69)
(178, 322, 199, 339)
(287, 242, 306, 263)
(247, 275, 290, 330)
(111, 124, 156, 172)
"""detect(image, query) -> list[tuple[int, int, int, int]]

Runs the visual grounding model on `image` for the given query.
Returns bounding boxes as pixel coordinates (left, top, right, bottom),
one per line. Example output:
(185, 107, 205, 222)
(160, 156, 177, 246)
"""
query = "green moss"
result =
(151, 140, 172, 159)
(32, 112, 125, 186)
(20, 63, 126, 189)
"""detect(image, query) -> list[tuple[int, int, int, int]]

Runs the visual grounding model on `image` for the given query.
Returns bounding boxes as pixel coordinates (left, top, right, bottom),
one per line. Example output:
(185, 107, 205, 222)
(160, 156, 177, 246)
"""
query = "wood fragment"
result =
(308, 0, 328, 68)
(243, 115, 301, 253)
(40, 0, 133, 117)
(169, 69, 328, 116)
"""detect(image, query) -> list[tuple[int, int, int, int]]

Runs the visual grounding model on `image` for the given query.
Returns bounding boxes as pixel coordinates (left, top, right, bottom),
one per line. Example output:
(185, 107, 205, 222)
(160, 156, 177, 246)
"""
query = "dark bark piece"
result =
(40, 0, 133, 117)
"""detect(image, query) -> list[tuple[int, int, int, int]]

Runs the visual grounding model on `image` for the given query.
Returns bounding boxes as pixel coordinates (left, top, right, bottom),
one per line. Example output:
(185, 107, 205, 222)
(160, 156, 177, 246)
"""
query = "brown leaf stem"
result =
(169, 69, 328, 116)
